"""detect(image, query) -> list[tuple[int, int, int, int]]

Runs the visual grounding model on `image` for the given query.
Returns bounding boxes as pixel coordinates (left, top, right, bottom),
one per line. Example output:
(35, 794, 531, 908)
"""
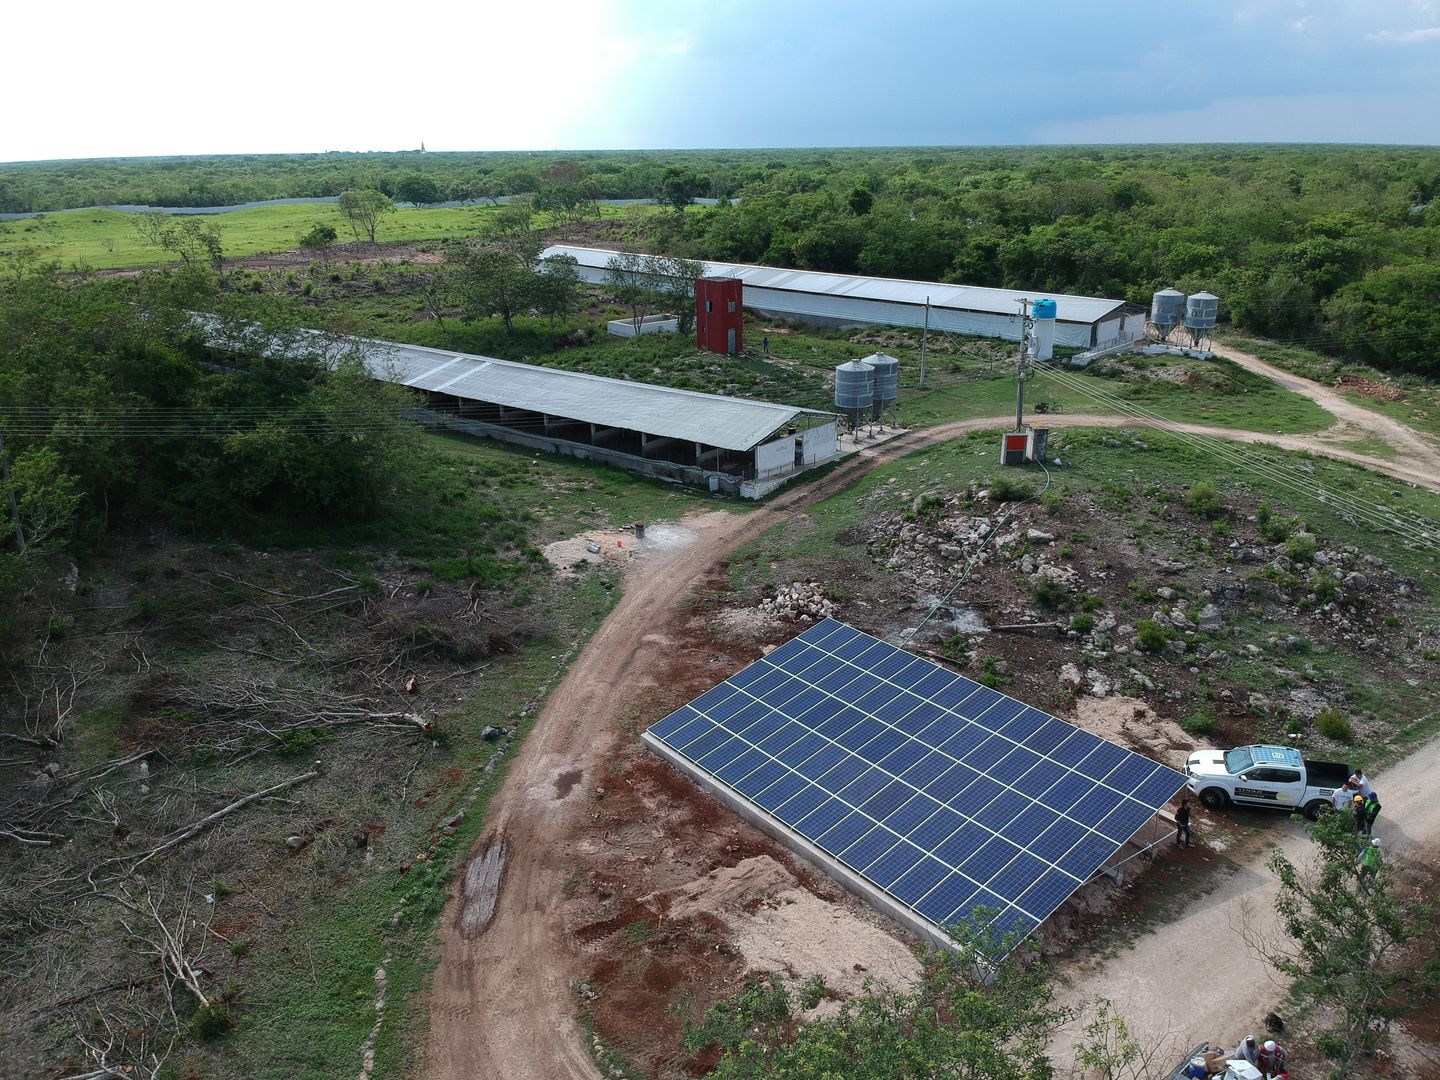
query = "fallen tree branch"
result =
(120, 762, 324, 871)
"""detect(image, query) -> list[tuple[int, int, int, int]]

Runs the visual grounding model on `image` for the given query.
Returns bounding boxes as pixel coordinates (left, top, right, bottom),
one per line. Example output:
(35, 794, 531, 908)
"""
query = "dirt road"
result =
(1049, 738, 1440, 1066)
(1213, 341, 1440, 471)
(422, 412, 1440, 1080)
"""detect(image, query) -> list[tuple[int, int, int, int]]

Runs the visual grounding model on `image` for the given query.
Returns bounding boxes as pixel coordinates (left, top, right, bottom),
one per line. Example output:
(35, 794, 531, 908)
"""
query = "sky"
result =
(3, 0, 1439, 161)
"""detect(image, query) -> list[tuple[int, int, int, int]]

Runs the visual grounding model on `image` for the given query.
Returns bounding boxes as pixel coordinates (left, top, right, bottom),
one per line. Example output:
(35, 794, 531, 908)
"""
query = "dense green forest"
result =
(4, 145, 1440, 373)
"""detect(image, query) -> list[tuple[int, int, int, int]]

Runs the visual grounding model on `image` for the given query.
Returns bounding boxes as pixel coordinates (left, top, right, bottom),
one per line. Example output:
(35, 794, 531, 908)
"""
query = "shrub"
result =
(988, 474, 1034, 502)
(1286, 531, 1318, 562)
(1029, 575, 1069, 610)
(1136, 619, 1168, 653)
(191, 1002, 233, 1040)
(299, 223, 338, 248)
(1311, 577, 1338, 603)
(1316, 707, 1354, 742)
(1258, 503, 1296, 543)
(1182, 707, 1217, 736)
(1040, 488, 1063, 515)
(1069, 613, 1095, 633)
(978, 657, 1012, 690)
(1183, 480, 1221, 519)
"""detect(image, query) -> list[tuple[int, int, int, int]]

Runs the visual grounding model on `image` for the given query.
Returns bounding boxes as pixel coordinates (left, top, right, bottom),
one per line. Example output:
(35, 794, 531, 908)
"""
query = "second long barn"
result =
(543, 244, 1144, 351)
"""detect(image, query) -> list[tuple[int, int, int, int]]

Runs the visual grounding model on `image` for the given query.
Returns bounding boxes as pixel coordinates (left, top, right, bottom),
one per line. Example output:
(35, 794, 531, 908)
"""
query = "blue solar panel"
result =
(644, 618, 1185, 951)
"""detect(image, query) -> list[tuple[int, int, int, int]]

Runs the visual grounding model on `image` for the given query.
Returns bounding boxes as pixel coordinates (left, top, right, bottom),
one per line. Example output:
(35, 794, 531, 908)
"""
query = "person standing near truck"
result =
(1349, 769, 1374, 798)
(1331, 780, 1355, 812)
(1176, 798, 1192, 848)
(1364, 791, 1381, 836)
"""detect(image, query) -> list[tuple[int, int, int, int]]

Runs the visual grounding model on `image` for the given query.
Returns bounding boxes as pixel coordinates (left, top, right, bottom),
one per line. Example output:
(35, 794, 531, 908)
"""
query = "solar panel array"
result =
(646, 619, 1185, 943)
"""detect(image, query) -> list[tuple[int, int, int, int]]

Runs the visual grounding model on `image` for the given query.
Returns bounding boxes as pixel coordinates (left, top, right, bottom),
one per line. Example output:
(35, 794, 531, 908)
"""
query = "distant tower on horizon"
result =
(419, 141, 426, 152)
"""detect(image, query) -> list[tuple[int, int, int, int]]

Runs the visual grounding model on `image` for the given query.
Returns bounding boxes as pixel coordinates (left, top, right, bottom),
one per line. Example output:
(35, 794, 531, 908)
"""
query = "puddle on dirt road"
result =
(553, 769, 582, 799)
(460, 838, 506, 935)
(638, 523, 698, 552)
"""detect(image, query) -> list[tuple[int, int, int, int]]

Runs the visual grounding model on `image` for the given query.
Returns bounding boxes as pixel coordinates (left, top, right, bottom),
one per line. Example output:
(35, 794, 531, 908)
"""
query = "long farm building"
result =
(542, 245, 1144, 350)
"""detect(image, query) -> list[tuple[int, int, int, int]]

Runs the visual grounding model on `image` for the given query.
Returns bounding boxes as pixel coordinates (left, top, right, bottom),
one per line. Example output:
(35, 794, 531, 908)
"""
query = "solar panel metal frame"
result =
(642, 618, 1185, 951)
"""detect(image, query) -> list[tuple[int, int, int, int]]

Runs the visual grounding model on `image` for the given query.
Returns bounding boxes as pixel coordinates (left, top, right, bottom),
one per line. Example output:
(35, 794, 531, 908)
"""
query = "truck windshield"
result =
(1224, 748, 1254, 774)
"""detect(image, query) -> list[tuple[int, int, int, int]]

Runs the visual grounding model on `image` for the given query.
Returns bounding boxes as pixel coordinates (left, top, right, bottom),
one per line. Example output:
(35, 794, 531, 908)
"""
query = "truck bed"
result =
(1305, 758, 1351, 788)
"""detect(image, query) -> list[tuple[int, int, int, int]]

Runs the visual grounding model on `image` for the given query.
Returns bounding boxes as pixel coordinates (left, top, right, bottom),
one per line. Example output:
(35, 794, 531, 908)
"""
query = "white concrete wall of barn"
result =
(798, 421, 838, 464)
(755, 435, 797, 479)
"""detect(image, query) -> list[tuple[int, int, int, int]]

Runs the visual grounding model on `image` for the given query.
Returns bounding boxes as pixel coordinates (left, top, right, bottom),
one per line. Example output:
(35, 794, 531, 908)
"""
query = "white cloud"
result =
(1367, 25, 1440, 41)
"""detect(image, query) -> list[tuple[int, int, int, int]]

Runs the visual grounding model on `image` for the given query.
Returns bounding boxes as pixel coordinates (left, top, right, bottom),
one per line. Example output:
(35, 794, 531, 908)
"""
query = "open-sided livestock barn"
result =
(543, 245, 1144, 350)
(360, 336, 839, 497)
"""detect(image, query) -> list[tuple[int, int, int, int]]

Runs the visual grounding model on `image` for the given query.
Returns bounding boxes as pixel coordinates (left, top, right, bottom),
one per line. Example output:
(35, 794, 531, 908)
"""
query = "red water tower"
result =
(696, 277, 743, 355)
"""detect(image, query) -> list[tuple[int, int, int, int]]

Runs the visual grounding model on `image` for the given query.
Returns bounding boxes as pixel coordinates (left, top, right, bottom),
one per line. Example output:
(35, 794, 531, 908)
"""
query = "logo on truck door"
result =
(1235, 787, 1280, 801)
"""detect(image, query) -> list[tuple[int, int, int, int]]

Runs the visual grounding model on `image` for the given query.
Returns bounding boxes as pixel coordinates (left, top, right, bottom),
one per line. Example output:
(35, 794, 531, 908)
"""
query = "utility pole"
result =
(919, 297, 930, 390)
(0, 431, 24, 556)
(1014, 298, 1032, 433)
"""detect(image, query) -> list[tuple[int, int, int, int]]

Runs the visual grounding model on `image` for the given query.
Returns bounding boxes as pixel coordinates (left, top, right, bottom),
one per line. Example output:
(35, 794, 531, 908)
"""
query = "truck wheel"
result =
(1199, 788, 1228, 811)
(1303, 800, 1327, 821)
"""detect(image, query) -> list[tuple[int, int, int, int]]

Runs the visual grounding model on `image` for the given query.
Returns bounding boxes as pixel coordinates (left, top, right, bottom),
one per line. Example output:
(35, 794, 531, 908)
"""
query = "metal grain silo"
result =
(1031, 299, 1057, 360)
(1150, 288, 1185, 340)
(1184, 291, 1219, 345)
(835, 360, 874, 427)
(860, 353, 899, 418)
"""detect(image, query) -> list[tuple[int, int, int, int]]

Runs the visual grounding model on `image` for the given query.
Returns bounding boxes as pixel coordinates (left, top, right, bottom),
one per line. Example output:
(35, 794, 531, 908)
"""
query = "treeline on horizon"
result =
(4, 145, 1440, 374)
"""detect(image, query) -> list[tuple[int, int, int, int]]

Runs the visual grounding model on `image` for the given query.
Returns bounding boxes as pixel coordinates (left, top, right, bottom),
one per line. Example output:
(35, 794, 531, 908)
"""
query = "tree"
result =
(132, 213, 224, 291)
(298, 222, 338, 250)
(847, 185, 875, 216)
(446, 241, 540, 334)
(1, 445, 83, 554)
(657, 166, 707, 212)
(394, 173, 444, 207)
(337, 189, 395, 244)
(1248, 808, 1439, 1079)
(491, 197, 535, 248)
(533, 253, 581, 326)
(604, 252, 662, 334)
(534, 185, 589, 228)
(1074, 998, 1184, 1080)
(652, 254, 706, 335)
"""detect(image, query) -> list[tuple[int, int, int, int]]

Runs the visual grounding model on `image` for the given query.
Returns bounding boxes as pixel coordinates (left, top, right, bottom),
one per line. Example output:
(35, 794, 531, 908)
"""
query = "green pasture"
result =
(0, 202, 636, 271)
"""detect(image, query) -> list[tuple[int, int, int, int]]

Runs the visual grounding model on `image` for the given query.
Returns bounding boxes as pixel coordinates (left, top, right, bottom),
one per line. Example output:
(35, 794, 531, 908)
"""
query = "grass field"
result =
(0, 202, 636, 271)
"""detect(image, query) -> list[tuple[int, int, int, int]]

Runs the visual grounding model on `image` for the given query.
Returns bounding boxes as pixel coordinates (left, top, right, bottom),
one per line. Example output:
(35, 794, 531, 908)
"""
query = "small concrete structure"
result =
(607, 314, 679, 338)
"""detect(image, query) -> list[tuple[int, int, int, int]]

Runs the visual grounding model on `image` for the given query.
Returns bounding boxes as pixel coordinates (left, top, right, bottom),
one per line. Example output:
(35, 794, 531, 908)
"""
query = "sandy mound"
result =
(1070, 695, 1192, 768)
(653, 855, 922, 1001)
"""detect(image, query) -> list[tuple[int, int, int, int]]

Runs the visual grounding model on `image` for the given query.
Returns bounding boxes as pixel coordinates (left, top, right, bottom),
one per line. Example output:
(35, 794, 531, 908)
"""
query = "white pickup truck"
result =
(1184, 744, 1351, 819)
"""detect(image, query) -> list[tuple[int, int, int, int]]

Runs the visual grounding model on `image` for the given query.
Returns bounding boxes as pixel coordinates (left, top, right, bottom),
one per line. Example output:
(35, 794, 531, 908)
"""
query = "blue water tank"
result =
(1031, 299, 1057, 360)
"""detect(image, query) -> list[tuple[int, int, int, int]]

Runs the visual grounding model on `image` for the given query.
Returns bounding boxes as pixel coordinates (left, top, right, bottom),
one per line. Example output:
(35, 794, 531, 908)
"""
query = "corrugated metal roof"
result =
(357, 336, 814, 452)
(543, 245, 1126, 325)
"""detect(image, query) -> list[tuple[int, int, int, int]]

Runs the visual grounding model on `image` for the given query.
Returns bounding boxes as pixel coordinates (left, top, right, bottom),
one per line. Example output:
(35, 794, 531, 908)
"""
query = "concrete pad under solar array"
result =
(642, 619, 1186, 950)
